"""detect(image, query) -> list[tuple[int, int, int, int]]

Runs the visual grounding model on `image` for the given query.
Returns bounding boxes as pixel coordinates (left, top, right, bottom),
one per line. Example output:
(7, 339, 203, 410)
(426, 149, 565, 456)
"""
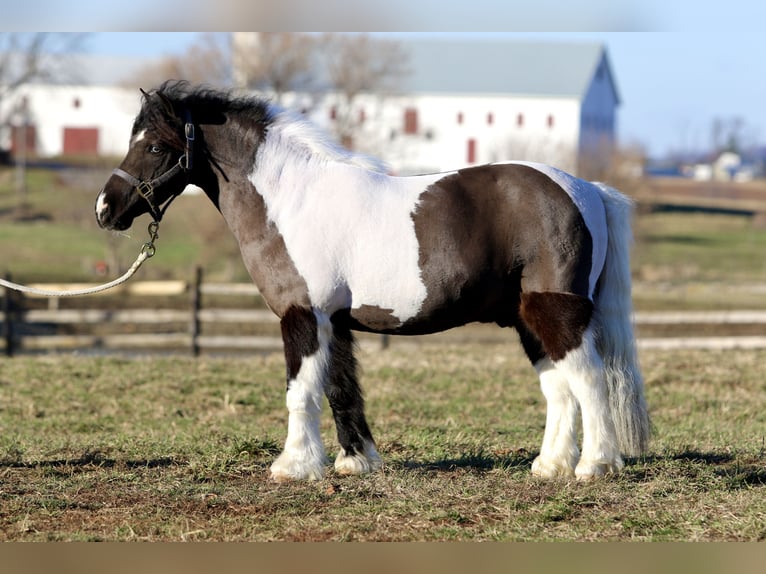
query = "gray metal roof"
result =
(398, 38, 614, 101)
(11, 36, 616, 103)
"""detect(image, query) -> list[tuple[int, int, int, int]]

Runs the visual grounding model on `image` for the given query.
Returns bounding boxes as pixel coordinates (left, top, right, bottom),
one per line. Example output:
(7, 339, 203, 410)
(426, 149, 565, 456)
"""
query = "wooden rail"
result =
(5, 269, 766, 354)
(0, 269, 287, 356)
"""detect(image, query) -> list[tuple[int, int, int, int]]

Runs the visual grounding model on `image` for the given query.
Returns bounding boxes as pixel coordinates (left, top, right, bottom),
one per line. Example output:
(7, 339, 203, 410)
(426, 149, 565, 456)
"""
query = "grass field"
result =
(2, 167, 766, 541)
(0, 343, 764, 541)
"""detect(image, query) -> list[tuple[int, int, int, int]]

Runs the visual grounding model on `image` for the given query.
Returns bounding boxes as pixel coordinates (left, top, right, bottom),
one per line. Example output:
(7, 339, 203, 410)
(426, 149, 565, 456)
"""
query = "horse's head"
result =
(95, 88, 195, 231)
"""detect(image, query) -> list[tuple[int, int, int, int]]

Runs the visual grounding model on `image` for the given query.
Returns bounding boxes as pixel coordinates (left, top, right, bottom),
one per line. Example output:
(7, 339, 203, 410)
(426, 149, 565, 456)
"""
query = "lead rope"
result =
(0, 221, 160, 297)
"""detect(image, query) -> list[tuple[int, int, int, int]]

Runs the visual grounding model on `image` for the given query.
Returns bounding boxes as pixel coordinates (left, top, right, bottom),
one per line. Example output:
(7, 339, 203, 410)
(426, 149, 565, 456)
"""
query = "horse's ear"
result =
(155, 91, 177, 117)
(139, 88, 176, 117)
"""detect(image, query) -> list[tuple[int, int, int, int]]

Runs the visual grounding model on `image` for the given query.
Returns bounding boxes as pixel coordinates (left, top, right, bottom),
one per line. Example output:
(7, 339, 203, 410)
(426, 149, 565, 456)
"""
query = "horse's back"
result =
(345, 162, 607, 335)
(412, 161, 605, 290)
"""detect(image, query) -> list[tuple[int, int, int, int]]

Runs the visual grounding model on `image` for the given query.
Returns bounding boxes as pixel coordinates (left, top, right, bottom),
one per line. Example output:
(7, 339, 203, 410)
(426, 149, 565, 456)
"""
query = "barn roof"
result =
(400, 38, 619, 103)
(10, 36, 619, 105)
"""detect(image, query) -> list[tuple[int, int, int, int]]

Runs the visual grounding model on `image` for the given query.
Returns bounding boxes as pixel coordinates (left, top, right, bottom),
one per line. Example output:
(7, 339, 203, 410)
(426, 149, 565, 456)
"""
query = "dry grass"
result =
(0, 342, 764, 541)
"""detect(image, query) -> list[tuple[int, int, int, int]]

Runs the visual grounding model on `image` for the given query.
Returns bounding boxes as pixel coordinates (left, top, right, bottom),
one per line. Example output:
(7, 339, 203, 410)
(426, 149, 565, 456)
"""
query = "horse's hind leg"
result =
(270, 306, 331, 482)
(325, 318, 381, 475)
(520, 291, 622, 479)
(529, 357, 580, 478)
(554, 326, 623, 479)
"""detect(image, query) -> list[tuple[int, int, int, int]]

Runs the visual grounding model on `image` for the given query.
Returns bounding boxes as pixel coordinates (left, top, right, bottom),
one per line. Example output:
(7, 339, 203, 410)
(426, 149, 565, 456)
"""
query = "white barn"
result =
(2, 37, 620, 177)
(0, 83, 139, 158)
(237, 36, 621, 176)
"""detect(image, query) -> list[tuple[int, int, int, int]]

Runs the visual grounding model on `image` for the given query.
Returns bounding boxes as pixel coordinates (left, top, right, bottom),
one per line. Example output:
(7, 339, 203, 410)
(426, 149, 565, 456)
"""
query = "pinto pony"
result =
(95, 82, 649, 481)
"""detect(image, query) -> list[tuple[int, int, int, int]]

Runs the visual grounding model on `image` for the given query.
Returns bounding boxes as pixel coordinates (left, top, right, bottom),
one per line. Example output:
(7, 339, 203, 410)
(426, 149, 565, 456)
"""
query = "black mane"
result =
(134, 80, 273, 151)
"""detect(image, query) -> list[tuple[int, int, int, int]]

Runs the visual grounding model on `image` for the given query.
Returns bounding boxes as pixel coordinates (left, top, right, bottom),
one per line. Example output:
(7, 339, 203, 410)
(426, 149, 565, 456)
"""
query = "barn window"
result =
(329, 106, 337, 120)
(73, 97, 81, 109)
(358, 108, 366, 124)
(547, 114, 555, 128)
(516, 113, 524, 127)
(467, 138, 477, 164)
(487, 112, 494, 126)
(404, 108, 418, 135)
(457, 112, 463, 125)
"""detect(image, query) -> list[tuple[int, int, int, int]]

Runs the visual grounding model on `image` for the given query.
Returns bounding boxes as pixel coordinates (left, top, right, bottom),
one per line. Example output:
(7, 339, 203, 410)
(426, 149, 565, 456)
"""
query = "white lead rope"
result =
(0, 222, 159, 298)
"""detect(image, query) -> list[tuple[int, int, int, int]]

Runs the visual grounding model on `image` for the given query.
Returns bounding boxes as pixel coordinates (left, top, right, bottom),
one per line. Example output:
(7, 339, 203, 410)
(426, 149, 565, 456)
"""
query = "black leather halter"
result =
(111, 116, 195, 222)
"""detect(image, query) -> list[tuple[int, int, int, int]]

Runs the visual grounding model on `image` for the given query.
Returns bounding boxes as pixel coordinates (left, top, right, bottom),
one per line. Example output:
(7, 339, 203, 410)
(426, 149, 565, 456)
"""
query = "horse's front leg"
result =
(270, 306, 332, 482)
(325, 317, 381, 475)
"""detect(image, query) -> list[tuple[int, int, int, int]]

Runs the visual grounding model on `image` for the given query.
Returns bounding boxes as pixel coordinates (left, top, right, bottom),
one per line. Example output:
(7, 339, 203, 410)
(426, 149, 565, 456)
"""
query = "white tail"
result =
(592, 183, 650, 456)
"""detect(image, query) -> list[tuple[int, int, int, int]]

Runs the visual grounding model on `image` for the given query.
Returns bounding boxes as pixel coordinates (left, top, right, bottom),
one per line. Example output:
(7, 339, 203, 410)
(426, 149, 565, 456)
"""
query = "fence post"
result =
(3, 274, 16, 357)
(190, 266, 202, 357)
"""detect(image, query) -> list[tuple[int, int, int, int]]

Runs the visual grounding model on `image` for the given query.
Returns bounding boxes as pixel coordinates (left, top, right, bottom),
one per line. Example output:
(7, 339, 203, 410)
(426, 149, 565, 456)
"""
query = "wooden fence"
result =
(5, 269, 766, 355)
(1, 269, 289, 356)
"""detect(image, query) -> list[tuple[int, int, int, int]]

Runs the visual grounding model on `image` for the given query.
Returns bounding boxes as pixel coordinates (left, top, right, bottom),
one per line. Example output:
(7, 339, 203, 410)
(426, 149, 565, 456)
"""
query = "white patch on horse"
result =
(249, 109, 447, 323)
(531, 357, 580, 478)
(551, 327, 623, 479)
(334, 439, 382, 475)
(270, 311, 332, 482)
(95, 191, 108, 221)
(493, 161, 608, 299)
(130, 129, 146, 146)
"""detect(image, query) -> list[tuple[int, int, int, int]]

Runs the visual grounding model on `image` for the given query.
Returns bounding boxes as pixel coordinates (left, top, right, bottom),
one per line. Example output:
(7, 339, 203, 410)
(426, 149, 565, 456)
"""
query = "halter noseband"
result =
(111, 114, 196, 222)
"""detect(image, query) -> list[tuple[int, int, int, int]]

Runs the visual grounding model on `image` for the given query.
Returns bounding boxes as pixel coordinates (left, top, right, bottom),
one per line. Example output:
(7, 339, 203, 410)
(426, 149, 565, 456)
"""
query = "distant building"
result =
(0, 84, 139, 158)
(233, 35, 620, 175)
(2, 36, 620, 176)
(0, 53, 160, 160)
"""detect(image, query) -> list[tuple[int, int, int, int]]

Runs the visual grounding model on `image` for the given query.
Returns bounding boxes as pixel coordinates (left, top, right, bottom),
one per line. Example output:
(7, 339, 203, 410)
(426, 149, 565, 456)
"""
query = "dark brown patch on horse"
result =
(280, 306, 319, 382)
(219, 179, 311, 317)
(326, 310, 376, 457)
(402, 163, 594, 335)
(519, 291, 594, 361)
(346, 304, 399, 333)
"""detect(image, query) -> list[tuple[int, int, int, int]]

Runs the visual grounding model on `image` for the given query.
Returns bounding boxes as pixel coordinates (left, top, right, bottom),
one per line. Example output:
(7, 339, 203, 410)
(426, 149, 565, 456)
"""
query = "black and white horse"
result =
(95, 82, 649, 481)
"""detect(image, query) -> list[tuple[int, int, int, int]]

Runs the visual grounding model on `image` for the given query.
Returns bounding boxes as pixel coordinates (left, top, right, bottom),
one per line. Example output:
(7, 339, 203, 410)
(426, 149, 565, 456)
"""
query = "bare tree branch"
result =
(0, 33, 88, 102)
(233, 33, 321, 104)
(320, 33, 410, 152)
(323, 34, 409, 102)
(123, 33, 231, 89)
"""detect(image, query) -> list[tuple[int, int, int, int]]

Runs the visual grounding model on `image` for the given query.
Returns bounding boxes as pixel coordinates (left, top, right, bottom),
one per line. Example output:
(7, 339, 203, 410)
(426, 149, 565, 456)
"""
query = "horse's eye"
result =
(148, 144, 162, 154)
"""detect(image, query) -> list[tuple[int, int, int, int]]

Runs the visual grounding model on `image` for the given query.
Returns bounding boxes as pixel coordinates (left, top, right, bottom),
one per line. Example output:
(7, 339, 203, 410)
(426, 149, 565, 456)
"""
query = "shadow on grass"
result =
(624, 450, 766, 488)
(643, 234, 718, 246)
(402, 449, 537, 473)
(399, 448, 766, 488)
(0, 451, 177, 470)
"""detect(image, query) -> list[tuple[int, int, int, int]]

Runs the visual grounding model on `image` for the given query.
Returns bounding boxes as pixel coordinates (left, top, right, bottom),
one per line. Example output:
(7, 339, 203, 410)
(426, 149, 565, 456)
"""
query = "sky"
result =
(78, 31, 766, 160)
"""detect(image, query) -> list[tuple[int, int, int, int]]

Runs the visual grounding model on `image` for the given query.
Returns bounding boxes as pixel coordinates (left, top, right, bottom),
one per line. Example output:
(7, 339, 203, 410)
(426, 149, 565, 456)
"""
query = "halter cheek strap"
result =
(111, 114, 196, 223)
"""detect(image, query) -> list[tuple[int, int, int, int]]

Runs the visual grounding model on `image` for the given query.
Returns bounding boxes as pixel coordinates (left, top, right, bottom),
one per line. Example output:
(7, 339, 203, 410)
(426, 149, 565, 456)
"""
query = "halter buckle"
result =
(136, 181, 155, 203)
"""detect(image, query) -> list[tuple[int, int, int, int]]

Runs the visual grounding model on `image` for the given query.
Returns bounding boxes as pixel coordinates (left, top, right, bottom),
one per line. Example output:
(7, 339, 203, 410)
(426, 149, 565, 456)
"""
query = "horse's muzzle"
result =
(95, 189, 132, 231)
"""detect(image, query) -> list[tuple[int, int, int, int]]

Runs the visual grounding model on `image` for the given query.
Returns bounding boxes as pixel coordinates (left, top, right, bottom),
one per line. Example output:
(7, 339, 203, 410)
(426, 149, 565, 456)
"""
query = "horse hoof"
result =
(574, 458, 624, 480)
(270, 453, 327, 482)
(334, 443, 382, 476)
(531, 456, 576, 479)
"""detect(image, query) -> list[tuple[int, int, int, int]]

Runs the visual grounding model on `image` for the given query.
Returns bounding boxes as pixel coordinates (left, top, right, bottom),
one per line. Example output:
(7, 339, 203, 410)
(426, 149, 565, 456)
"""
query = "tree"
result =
(0, 33, 88, 161)
(321, 33, 410, 153)
(124, 33, 232, 90)
(232, 33, 410, 157)
(127, 33, 411, 159)
(232, 33, 320, 104)
(0, 33, 88, 215)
